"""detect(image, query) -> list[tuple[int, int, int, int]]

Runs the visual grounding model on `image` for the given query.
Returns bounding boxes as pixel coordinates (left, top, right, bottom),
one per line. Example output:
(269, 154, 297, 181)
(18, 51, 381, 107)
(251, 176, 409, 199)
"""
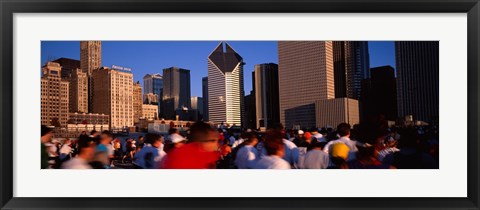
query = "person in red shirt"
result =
(162, 122, 220, 169)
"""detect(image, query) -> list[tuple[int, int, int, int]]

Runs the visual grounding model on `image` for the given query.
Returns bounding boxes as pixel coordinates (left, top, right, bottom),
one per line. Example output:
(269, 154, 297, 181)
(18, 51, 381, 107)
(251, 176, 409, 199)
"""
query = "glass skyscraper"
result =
(143, 73, 163, 118)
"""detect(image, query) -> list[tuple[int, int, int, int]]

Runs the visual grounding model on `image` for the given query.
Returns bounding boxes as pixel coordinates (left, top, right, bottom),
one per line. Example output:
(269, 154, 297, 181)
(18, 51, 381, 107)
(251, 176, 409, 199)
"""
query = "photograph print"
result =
(40, 40, 439, 170)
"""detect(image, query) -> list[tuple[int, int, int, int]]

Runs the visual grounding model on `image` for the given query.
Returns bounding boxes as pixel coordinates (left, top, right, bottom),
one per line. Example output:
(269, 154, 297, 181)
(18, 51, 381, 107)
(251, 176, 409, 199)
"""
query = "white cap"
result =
(298, 130, 304, 135)
(169, 133, 186, 143)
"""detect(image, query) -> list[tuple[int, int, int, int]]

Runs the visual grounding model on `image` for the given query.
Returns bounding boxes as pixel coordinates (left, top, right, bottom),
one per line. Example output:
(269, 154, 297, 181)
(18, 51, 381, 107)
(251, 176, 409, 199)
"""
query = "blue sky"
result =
(41, 41, 395, 97)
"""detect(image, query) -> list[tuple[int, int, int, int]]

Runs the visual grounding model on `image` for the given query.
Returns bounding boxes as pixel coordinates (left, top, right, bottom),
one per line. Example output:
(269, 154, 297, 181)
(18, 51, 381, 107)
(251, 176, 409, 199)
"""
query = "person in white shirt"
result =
(254, 130, 291, 169)
(234, 133, 259, 169)
(165, 133, 186, 153)
(59, 139, 73, 161)
(170, 133, 187, 147)
(283, 138, 299, 166)
(323, 123, 358, 161)
(311, 129, 327, 143)
(378, 136, 400, 163)
(61, 142, 95, 169)
(302, 141, 329, 169)
(133, 133, 166, 169)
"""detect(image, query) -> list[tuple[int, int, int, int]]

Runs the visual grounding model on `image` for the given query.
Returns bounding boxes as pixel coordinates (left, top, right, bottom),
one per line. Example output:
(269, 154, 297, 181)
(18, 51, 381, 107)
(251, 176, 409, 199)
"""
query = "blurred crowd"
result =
(41, 120, 439, 169)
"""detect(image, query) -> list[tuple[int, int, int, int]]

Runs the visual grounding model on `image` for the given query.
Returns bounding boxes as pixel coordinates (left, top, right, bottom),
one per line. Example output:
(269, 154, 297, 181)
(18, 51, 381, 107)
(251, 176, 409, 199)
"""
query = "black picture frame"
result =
(1, 0, 479, 209)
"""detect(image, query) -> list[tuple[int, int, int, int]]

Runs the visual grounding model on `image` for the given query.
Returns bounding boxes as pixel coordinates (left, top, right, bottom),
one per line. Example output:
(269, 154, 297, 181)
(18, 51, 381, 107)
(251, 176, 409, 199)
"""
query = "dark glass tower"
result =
(395, 41, 439, 123)
(162, 67, 191, 120)
(254, 63, 280, 129)
(333, 41, 370, 100)
(365, 65, 398, 121)
(202, 77, 209, 121)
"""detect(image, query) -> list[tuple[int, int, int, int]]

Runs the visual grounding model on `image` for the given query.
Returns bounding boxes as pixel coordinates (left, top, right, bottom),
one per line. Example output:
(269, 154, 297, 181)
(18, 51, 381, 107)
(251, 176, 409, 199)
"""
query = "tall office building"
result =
(202, 77, 209, 121)
(80, 41, 102, 113)
(41, 62, 69, 127)
(191, 96, 204, 120)
(68, 69, 89, 113)
(143, 73, 163, 94)
(52, 58, 88, 113)
(278, 41, 335, 129)
(365, 65, 398, 121)
(143, 73, 163, 117)
(133, 81, 143, 123)
(52, 57, 81, 79)
(395, 41, 439, 123)
(162, 67, 191, 120)
(254, 63, 280, 129)
(332, 41, 370, 100)
(191, 96, 204, 114)
(244, 91, 257, 130)
(353, 41, 370, 99)
(91, 66, 134, 129)
(207, 42, 245, 126)
(80, 41, 102, 76)
(142, 104, 158, 121)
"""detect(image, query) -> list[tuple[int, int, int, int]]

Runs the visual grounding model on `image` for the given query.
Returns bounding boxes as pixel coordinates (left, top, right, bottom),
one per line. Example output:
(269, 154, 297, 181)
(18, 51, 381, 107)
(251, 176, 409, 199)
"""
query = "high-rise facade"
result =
(143, 73, 163, 117)
(353, 42, 370, 99)
(254, 63, 280, 129)
(191, 97, 204, 115)
(80, 41, 102, 76)
(91, 67, 134, 129)
(162, 67, 191, 120)
(80, 41, 102, 113)
(41, 62, 69, 127)
(52, 57, 81, 79)
(133, 81, 143, 123)
(202, 77, 209, 121)
(366, 65, 398, 121)
(278, 41, 334, 129)
(143, 73, 163, 95)
(68, 69, 89, 113)
(52, 57, 88, 113)
(244, 91, 257, 130)
(395, 41, 439, 123)
(332, 41, 370, 100)
(207, 42, 245, 127)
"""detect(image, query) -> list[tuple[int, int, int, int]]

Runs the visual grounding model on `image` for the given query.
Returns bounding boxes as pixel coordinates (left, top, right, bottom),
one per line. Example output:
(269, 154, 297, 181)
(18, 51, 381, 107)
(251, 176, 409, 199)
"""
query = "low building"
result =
(142, 104, 159, 121)
(50, 113, 110, 138)
(175, 106, 198, 121)
(147, 120, 196, 134)
(315, 98, 359, 128)
(68, 112, 110, 125)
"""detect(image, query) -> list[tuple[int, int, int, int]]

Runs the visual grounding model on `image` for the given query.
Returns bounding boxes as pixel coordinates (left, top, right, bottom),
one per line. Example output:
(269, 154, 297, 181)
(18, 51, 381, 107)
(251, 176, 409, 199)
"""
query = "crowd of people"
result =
(41, 120, 439, 169)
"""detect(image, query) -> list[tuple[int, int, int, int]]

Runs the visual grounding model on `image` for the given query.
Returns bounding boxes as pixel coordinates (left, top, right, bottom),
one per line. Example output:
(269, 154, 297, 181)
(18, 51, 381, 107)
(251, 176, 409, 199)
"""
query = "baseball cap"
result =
(330, 143, 350, 160)
(169, 133, 186, 143)
(304, 132, 312, 140)
(298, 130, 304, 135)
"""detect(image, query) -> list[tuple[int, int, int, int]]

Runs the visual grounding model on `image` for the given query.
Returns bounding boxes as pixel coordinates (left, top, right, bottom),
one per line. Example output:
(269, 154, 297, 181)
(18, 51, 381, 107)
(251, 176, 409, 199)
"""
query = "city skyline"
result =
(41, 41, 395, 98)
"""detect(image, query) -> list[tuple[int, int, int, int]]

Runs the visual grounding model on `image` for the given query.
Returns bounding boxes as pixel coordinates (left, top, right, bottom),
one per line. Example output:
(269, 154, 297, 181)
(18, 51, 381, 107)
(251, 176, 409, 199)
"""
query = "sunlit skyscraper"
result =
(278, 41, 335, 129)
(207, 42, 245, 127)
